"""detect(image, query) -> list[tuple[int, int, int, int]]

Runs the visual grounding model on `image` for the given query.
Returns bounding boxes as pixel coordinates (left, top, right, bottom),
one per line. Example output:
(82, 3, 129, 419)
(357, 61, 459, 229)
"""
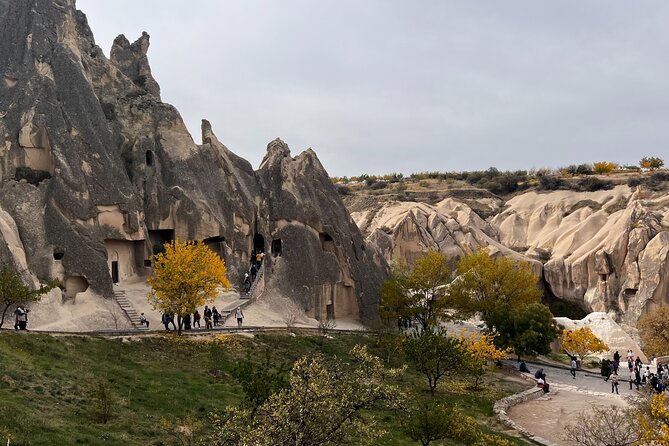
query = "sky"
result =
(77, 0, 669, 177)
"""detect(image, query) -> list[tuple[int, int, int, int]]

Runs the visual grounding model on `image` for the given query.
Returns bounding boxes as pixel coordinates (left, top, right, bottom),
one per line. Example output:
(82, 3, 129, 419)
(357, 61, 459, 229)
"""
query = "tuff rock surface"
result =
(353, 185, 669, 328)
(0, 0, 385, 325)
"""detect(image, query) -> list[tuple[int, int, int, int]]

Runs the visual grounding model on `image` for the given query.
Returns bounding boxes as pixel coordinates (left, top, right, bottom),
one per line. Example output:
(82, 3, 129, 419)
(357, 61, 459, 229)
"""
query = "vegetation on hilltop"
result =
(332, 156, 668, 198)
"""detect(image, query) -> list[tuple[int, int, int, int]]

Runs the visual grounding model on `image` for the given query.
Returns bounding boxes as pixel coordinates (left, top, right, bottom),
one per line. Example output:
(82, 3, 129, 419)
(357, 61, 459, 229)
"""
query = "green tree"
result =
(206, 345, 405, 446)
(148, 240, 230, 334)
(496, 303, 559, 360)
(447, 249, 542, 325)
(0, 265, 57, 328)
(403, 329, 468, 395)
(380, 251, 452, 330)
(231, 351, 288, 413)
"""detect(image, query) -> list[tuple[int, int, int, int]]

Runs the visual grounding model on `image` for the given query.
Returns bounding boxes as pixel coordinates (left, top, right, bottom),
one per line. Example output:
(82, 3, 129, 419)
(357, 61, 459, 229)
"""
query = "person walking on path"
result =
(235, 307, 244, 328)
(14, 306, 29, 330)
(168, 313, 177, 330)
(204, 306, 213, 329)
(139, 313, 149, 329)
(570, 358, 577, 379)
(193, 310, 201, 328)
(212, 306, 220, 326)
(162, 313, 171, 331)
(610, 372, 619, 394)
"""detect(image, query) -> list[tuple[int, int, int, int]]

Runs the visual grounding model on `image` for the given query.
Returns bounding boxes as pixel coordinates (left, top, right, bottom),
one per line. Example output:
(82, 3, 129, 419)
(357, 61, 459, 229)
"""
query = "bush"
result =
(593, 161, 617, 174)
(576, 164, 594, 175)
(572, 177, 613, 192)
(336, 185, 350, 195)
(369, 182, 387, 190)
(640, 156, 664, 170)
(537, 175, 565, 191)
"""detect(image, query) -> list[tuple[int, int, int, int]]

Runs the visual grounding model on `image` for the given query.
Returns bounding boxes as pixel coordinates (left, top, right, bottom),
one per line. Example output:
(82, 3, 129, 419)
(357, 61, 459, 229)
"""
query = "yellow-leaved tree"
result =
(461, 333, 510, 390)
(561, 327, 608, 363)
(148, 240, 230, 334)
(637, 392, 669, 445)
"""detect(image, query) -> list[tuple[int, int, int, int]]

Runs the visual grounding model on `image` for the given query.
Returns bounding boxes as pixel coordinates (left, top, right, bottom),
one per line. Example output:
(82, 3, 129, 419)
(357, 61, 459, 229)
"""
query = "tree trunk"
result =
(0, 302, 12, 329)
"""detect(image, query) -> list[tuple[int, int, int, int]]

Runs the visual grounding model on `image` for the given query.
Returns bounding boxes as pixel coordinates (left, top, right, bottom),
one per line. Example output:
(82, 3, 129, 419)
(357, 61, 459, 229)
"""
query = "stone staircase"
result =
(113, 289, 147, 330)
(222, 263, 267, 324)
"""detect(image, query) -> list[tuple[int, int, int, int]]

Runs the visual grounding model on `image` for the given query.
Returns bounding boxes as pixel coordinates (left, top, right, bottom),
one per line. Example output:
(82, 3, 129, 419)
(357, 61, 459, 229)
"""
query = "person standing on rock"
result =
(570, 358, 577, 379)
(235, 307, 244, 328)
(609, 371, 619, 394)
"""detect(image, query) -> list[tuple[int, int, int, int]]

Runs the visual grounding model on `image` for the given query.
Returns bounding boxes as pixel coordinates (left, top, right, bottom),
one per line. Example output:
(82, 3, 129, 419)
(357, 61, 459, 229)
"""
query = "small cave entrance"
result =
(326, 303, 335, 320)
(53, 248, 64, 261)
(320, 233, 335, 253)
(253, 233, 265, 254)
(203, 235, 226, 258)
(149, 229, 175, 255)
(64, 276, 89, 299)
(271, 239, 282, 257)
(145, 150, 154, 166)
(111, 261, 120, 283)
(599, 273, 607, 282)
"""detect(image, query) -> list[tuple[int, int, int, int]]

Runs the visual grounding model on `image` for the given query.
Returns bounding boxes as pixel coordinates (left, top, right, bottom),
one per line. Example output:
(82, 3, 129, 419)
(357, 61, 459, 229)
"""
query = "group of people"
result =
(607, 349, 667, 394)
(159, 304, 241, 330)
(534, 368, 550, 393)
(243, 250, 265, 295)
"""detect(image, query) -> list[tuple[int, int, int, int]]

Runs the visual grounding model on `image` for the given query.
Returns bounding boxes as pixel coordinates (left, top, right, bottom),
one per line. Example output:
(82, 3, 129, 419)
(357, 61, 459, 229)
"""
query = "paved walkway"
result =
(506, 360, 638, 396)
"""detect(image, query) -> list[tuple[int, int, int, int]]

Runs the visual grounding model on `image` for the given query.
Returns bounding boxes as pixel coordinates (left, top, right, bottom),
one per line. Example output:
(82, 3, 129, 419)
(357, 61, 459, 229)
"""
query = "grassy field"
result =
(0, 330, 534, 445)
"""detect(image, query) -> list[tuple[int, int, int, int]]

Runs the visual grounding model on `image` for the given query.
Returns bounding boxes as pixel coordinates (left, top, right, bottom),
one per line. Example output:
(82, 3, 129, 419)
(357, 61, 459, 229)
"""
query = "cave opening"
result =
(271, 239, 282, 257)
(253, 233, 265, 254)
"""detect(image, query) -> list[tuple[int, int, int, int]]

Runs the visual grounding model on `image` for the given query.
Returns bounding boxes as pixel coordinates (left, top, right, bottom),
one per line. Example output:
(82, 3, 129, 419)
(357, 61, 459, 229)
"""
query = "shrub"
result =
(572, 177, 613, 192)
(369, 181, 387, 190)
(576, 164, 594, 175)
(627, 177, 643, 188)
(639, 156, 664, 170)
(336, 185, 350, 195)
(537, 175, 565, 191)
(593, 161, 617, 174)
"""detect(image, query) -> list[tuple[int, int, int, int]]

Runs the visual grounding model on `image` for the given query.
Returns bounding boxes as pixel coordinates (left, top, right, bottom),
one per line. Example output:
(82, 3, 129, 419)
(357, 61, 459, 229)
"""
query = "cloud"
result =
(78, 0, 669, 175)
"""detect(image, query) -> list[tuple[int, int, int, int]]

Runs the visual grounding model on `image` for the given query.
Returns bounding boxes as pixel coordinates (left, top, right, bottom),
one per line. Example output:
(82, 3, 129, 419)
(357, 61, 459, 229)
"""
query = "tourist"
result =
(139, 313, 149, 328)
(628, 358, 634, 373)
(570, 358, 577, 379)
(609, 371, 619, 394)
(244, 276, 251, 295)
(255, 251, 262, 270)
(212, 306, 220, 326)
(183, 313, 192, 330)
(204, 306, 213, 329)
(14, 305, 29, 330)
(162, 313, 171, 331)
(537, 375, 549, 393)
(613, 350, 621, 363)
(634, 366, 641, 390)
(235, 306, 244, 328)
(193, 310, 201, 328)
(168, 313, 177, 330)
(519, 361, 530, 373)
(627, 349, 633, 361)
(250, 264, 257, 282)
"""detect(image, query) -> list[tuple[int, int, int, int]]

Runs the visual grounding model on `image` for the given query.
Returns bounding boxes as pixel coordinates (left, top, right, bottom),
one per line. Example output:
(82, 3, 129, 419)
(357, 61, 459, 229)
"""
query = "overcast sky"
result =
(78, 0, 669, 177)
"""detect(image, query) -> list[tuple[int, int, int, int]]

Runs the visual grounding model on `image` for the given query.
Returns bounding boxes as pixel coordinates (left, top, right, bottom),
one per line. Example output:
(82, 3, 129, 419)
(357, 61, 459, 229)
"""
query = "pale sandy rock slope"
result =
(353, 184, 669, 330)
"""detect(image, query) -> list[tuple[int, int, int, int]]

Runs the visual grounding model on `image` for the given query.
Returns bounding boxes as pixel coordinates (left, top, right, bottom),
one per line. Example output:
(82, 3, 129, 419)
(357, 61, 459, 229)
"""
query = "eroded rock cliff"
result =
(0, 0, 385, 325)
(354, 185, 669, 328)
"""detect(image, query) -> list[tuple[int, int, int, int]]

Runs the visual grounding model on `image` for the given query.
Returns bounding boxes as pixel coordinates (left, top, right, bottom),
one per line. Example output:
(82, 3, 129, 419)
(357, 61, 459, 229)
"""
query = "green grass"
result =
(0, 331, 534, 445)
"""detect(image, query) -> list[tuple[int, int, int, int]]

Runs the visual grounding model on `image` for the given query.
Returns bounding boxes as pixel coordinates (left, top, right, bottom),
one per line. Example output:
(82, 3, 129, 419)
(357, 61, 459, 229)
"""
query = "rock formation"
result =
(0, 0, 385, 326)
(354, 185, 669, 328)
